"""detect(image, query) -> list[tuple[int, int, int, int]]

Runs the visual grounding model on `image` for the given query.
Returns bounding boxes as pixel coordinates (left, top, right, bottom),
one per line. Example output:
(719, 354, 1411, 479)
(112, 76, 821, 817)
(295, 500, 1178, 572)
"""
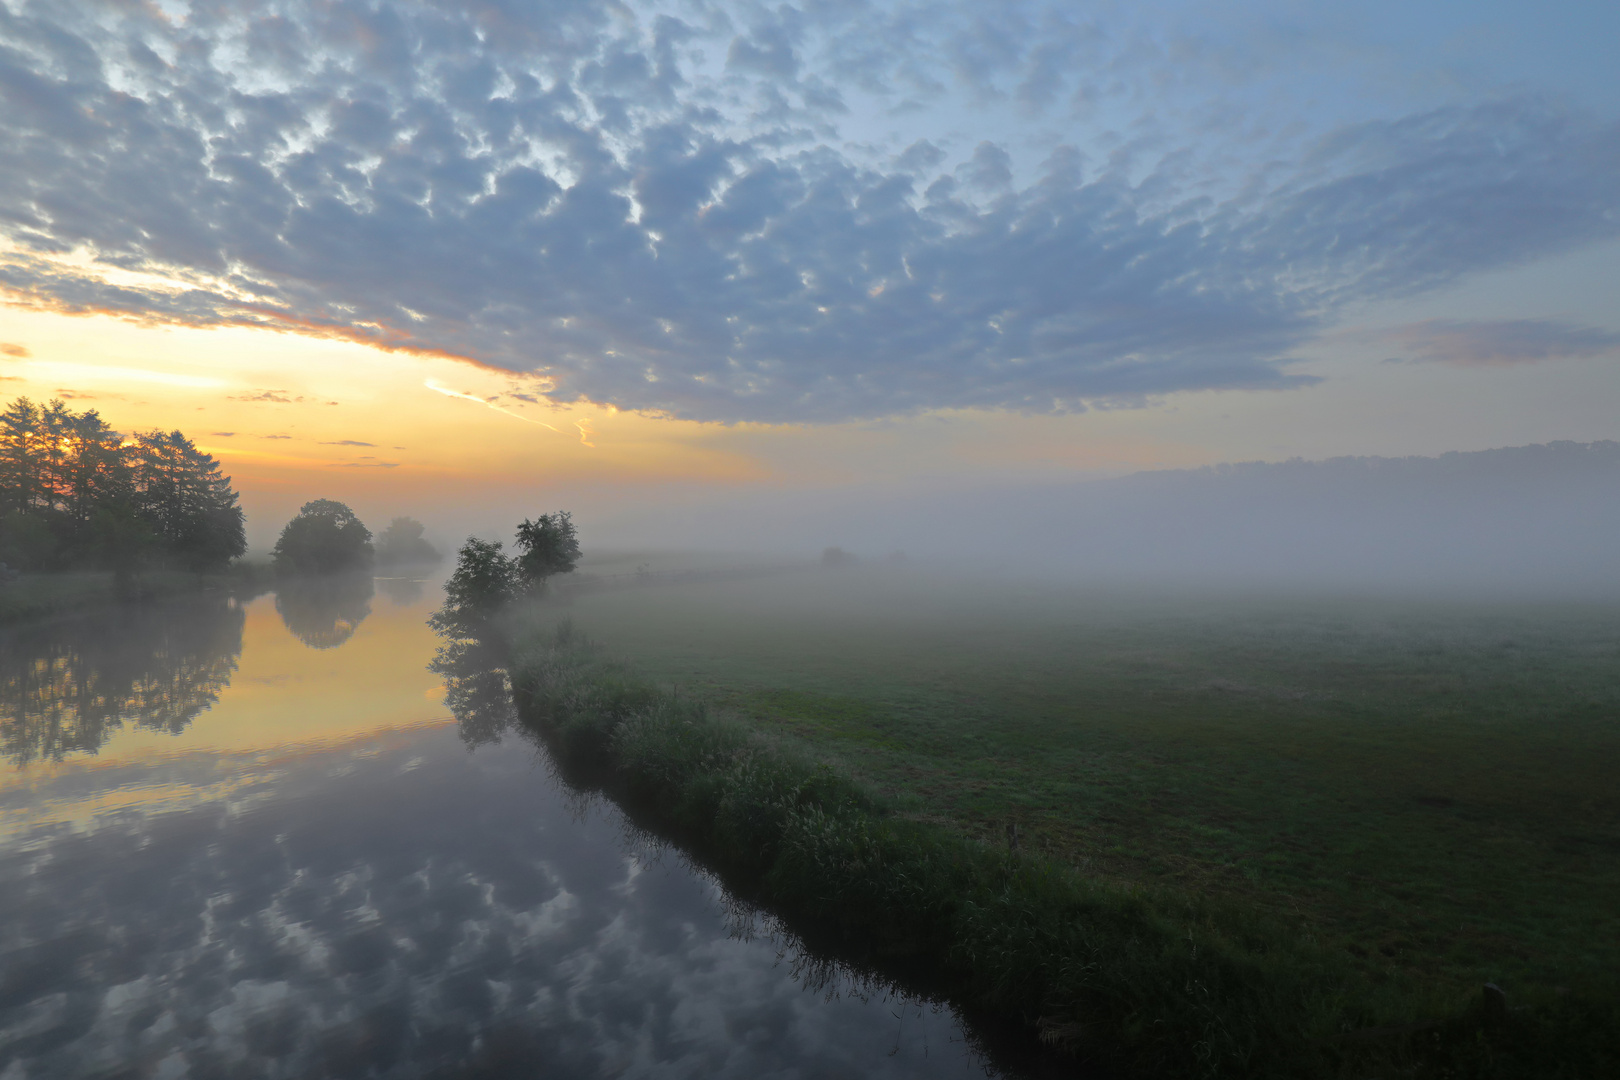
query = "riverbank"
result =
(501, 607, 1616, 1077)
(0, 562, 274, 624)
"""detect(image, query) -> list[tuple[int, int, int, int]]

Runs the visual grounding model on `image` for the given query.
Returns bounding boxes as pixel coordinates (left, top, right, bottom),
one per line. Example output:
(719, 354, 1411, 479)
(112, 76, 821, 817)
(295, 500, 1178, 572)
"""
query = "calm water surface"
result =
(0, 578, 994, 1079)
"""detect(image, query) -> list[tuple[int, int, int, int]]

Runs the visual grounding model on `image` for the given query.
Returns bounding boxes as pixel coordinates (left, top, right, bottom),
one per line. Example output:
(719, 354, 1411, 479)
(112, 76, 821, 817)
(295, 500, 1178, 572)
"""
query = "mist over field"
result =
(534, 440, 1619, 596)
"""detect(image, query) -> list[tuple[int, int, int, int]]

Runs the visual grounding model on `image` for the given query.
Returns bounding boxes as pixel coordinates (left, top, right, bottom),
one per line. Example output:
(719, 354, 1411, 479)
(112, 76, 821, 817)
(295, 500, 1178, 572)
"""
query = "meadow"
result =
(522, 562, 1620, 1073)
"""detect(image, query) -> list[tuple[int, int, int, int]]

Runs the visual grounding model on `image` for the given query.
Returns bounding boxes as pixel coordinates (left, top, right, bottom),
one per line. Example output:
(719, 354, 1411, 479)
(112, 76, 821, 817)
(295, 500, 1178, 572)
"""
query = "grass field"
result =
(553, 566, 1620, 1012)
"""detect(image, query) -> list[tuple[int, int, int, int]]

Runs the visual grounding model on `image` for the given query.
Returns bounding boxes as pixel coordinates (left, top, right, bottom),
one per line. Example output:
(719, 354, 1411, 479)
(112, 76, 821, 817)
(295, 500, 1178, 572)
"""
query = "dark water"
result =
(0, 579, 993, 1079)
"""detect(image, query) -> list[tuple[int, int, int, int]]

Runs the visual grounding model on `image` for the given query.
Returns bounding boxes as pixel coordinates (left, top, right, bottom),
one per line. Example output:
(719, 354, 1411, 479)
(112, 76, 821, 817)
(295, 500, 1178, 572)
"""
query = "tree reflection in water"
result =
(429, 638, 516, 749)
(376, 574, 426, 606)
(274, 573, 374, 649)
(0, 597, 246, 765)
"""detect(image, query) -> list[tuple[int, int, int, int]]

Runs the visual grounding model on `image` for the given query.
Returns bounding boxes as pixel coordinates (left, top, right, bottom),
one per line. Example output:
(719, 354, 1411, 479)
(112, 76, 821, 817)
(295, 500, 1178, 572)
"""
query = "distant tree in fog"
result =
(271, 499, 374, 575)
(821, 546, 858, 567)
(374, 516, 441, 566)
(513, 511, 580, 595)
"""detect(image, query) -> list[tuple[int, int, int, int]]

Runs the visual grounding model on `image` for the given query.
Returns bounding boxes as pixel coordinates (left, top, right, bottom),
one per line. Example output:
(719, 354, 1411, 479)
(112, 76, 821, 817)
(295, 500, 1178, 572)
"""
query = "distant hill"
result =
(1022, 441, 1620, 590)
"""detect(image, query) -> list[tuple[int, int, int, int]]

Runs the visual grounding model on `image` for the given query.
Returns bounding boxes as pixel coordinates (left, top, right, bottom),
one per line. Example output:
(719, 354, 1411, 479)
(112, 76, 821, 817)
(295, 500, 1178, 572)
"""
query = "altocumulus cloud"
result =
(0, 1, 1617, 423)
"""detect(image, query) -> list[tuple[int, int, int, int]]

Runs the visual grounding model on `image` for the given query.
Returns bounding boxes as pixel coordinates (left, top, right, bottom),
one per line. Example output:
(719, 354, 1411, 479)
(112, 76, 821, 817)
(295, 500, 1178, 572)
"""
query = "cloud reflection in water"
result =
(0, 723, 986, 1078)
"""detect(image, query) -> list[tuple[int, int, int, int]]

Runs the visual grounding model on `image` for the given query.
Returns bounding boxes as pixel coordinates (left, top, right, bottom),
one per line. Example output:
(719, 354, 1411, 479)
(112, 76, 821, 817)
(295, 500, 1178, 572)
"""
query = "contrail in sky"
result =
(423, 380, 558, 430)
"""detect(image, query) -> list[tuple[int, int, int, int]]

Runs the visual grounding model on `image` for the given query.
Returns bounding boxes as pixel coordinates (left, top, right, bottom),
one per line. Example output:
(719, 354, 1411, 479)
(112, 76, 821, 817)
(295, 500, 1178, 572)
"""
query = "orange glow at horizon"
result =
(0, 297, 1241, 551)
(0, 302, 776, 532)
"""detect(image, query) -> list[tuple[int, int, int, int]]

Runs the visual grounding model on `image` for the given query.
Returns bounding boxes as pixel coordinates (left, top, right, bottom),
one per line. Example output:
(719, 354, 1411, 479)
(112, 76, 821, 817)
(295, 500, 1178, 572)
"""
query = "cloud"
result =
(1380, 319, 1620, 367)
(0, 3, 1615, 423)
(319, 439, 376, 446)
(231, 390, 303, 404)
(260, 433, 292, 440)
(0, 342, 28, 358)
(331, 461, 402, 468)
(211, 431, 237, 436)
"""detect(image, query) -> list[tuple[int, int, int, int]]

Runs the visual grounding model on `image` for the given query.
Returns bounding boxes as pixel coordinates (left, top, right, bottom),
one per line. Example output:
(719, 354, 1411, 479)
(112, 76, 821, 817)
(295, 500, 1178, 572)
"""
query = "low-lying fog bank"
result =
(572, 441, 1619, 598)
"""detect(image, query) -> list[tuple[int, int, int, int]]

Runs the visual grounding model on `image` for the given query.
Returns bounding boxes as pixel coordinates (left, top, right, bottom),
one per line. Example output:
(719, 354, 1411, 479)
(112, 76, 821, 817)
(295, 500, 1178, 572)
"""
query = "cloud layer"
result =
(0, 1, 1617, 421)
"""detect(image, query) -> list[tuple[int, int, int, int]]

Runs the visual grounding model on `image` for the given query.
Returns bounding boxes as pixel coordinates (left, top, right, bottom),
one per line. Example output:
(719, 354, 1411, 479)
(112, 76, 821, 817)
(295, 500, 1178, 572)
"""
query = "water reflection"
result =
(429, 638, 515, 749)
(376, 574, 426, 606)
(0, 726, 982, 1078)
(427, 627, 1009, 1077)
(0, 597, 244, 766)
(275, 573, 374, 649)
(0, 588, 995, 1079)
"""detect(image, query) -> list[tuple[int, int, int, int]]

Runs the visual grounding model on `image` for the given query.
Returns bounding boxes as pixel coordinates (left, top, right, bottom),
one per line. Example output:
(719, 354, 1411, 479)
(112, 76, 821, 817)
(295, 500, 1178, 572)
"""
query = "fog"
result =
(290, 440, 1619, 598)
(582, 441, 1620, 596)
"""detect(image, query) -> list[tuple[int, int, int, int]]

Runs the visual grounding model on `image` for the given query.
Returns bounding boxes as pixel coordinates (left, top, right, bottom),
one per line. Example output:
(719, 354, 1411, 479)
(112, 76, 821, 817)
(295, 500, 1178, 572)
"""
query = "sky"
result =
(0, 0, 1616, 552)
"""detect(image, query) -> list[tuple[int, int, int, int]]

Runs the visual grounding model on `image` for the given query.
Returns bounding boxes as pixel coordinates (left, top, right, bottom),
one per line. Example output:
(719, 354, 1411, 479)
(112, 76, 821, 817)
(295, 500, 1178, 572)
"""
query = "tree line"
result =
(0, 396, 246, 573)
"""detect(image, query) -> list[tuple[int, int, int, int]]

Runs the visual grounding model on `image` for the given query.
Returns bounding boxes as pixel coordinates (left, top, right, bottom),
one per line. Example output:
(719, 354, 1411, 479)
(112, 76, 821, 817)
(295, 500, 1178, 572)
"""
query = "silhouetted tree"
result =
(428, 537, 517, 640)
(374, 516, 441, 566)
(513, 511, 580, 595)
(129, 431, 246, 571)
(0, 397, 245, 571)
(0, 397, 44, 517)
(271, 499, 374, 575)
(430, 513, 582, 643)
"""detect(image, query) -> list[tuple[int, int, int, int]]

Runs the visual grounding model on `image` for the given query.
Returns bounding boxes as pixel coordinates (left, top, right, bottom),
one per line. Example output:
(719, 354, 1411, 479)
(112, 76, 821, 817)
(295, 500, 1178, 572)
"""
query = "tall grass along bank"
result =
(493, 616, 1614, 1079)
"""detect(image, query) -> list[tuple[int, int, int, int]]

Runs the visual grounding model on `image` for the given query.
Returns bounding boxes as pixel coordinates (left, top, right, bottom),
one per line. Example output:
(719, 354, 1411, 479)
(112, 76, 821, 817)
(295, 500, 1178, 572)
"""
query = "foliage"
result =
(430, 512, 580, 639)
(513, 511, 580, 594)
(270, 499, 375, 575)
(375, 516, 441, 566)
(0, 396, 246, 572)
(428, 537, 519, 641)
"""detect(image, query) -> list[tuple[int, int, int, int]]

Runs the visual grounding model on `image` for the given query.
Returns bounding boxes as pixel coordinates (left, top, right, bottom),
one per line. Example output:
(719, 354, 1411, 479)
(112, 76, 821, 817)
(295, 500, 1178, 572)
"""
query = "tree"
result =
(272, 499, 374, 575)
(62, 410, 132, 530)
(428, 537, 517, 640)
(0, 397, 246, 572)
(129, 431, 247, 571)
(374, 516, 441, 566)
(0, 398, 43, 517)
(513, 511, 580, 595)
(429, 512, 582, 642)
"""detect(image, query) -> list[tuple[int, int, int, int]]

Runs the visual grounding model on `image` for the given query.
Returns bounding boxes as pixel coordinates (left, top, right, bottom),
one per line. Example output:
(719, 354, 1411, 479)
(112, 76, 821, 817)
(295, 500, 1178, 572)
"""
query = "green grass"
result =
(527, 568, 1620, 1070)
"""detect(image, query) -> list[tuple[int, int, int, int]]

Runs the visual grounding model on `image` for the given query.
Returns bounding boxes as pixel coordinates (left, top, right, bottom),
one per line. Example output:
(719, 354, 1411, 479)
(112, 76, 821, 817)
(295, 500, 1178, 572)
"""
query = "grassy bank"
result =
(501, 597, 1617, 1078)
(0, 562, 274, 624)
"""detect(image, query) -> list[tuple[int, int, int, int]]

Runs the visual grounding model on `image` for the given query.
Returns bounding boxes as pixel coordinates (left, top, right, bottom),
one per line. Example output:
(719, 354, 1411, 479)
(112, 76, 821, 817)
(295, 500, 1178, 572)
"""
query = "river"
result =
(0, 575, 996, 1079)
